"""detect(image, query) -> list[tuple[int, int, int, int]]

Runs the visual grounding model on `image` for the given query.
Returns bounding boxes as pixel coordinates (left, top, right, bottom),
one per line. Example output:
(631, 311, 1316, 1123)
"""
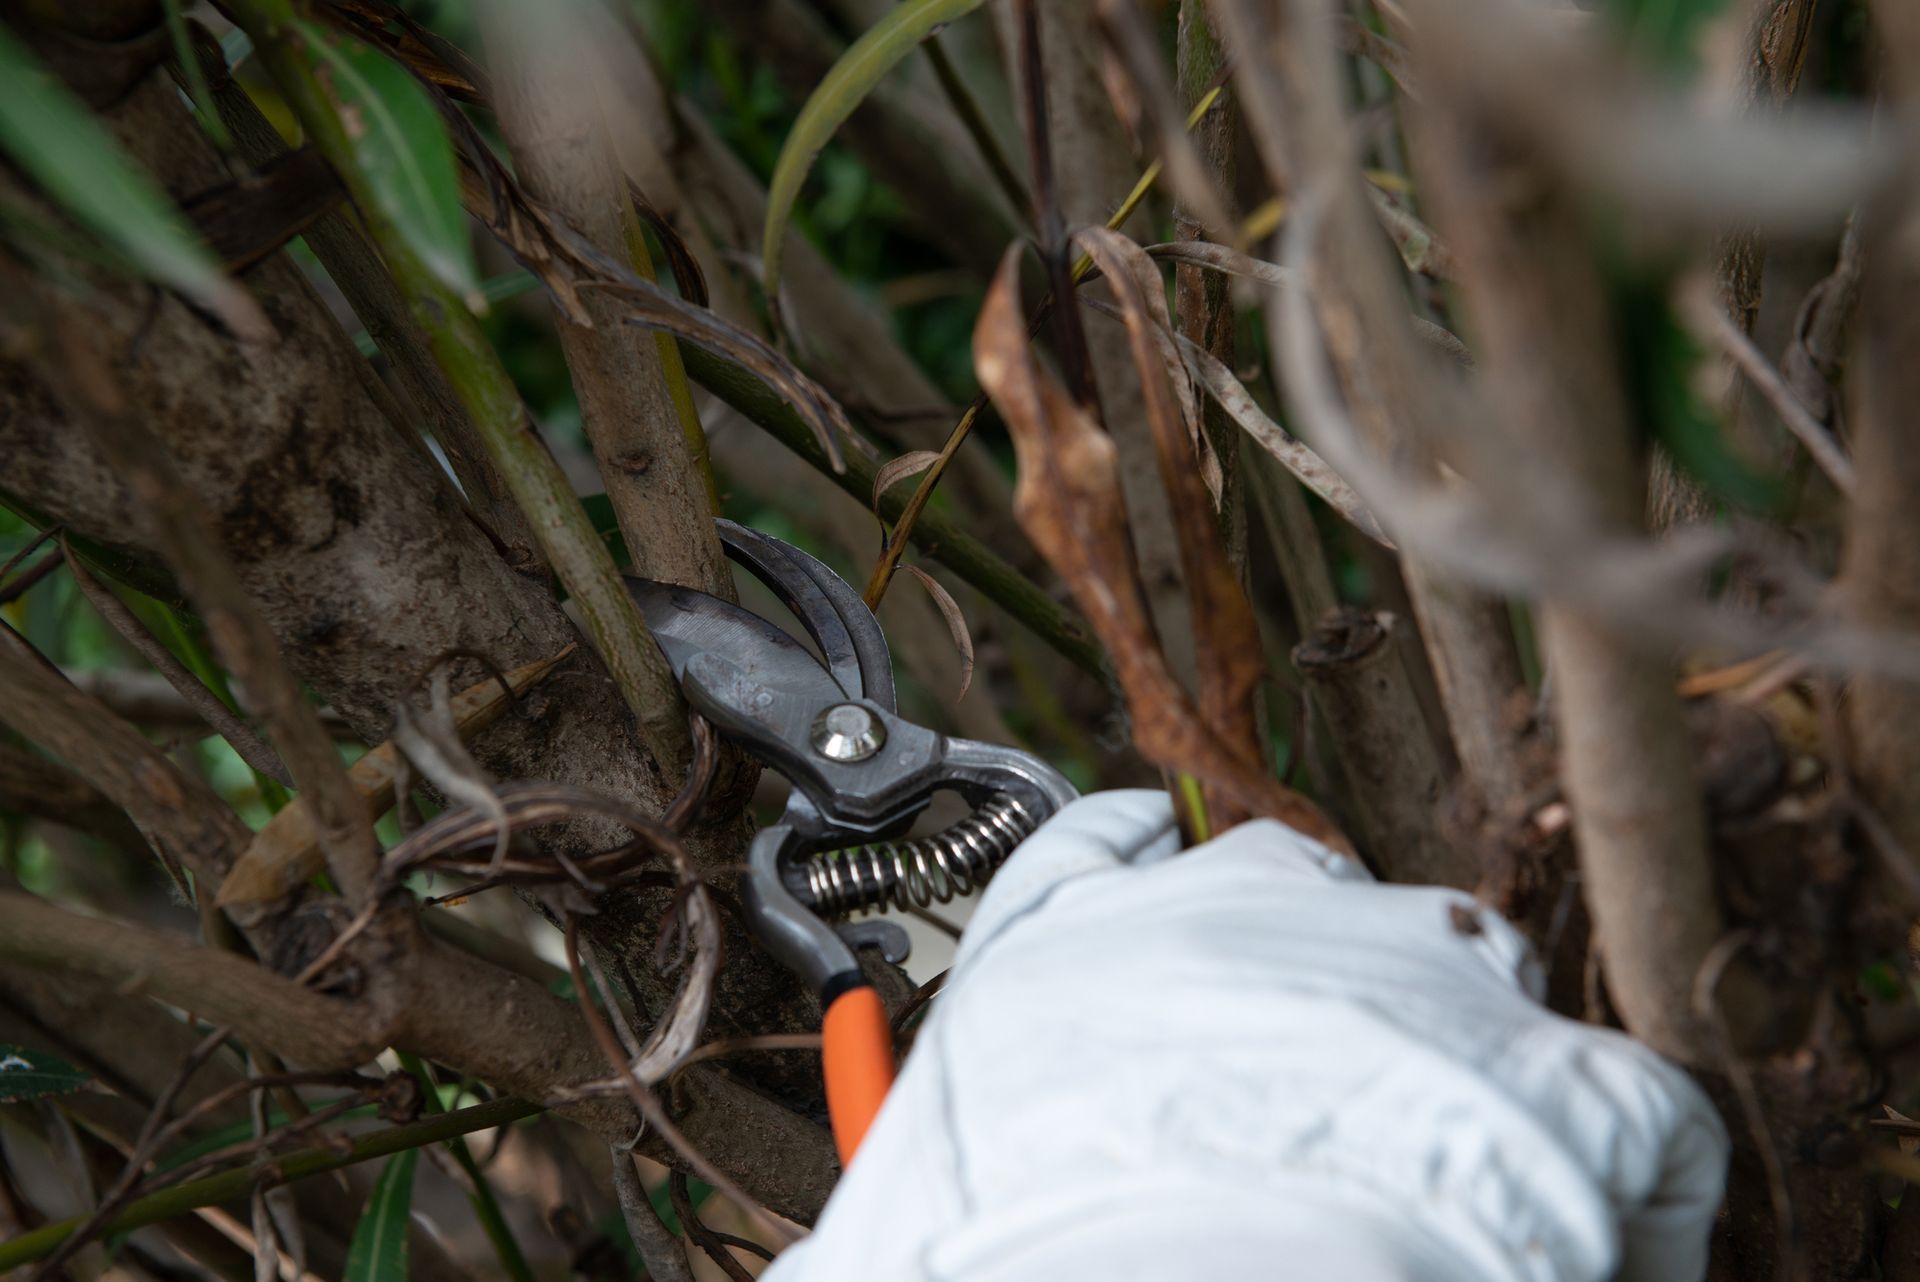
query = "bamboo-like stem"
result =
(226, 0, 691, 776)
(1210, 0, 1527, 816)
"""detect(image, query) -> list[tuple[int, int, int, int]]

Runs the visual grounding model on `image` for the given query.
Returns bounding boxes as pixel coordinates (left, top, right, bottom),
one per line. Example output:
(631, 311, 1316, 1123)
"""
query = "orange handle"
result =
(821, 984, 897, 1165)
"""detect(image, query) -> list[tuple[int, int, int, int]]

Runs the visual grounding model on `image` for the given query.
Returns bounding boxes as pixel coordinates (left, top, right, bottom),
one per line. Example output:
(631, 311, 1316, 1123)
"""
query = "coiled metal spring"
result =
(795, 793, 1039, 916)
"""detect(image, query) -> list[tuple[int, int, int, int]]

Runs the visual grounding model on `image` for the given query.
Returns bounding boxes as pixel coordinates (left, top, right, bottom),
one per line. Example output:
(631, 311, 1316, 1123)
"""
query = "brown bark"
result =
(1295, 608, 1470, 887)
(204, 64, 542, 574)
(480, 2, 730, 596)
(0, 37, 825, 1191)
(1404, 0, 1729, 1063)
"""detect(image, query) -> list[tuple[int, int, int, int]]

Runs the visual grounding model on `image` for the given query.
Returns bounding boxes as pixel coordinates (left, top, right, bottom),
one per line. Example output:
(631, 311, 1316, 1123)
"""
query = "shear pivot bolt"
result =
(811, 704, 885, 762)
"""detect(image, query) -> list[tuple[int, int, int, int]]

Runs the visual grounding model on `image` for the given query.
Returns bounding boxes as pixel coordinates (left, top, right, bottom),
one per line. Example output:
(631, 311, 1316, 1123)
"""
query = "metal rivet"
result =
(811, 703, 885, 762)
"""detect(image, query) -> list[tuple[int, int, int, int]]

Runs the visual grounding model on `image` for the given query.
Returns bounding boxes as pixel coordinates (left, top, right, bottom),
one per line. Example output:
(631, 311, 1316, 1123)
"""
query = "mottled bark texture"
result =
(0, 38, 822, 1156)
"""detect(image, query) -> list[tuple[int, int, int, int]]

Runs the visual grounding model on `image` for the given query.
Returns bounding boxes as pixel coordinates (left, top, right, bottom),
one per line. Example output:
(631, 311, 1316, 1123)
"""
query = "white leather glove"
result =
(767, 790, 1727, 1282)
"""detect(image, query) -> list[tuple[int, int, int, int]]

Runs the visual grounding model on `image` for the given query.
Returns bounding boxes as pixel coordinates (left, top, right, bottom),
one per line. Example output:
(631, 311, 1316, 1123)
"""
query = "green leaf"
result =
(0, 1045, 89, 1102)
(0, 24, 257, 332)
(344, 1149, 418, 1282)
(301, 23, 478, 304)
(762, 0, 983, 326)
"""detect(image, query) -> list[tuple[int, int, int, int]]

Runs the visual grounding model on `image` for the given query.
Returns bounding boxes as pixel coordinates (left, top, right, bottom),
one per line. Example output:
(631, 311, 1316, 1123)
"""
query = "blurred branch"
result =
(0, 740, 149, 858)
(0, 623, 251, 888)
(1841, 0, 1920, 866)
(1210, 0, 1529, 817)
(1401, 0, 1751, 1063)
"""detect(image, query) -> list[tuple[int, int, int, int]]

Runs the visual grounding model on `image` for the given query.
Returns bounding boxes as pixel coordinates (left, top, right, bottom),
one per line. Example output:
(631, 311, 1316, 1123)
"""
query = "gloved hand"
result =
(767, 790, 1727, 1282)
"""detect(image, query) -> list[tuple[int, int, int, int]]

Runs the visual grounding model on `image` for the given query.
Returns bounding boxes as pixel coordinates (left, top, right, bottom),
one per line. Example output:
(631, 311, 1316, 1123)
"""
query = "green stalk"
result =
(677, 342, 1108, 679)
(397, 1053, 535, 1282)
(226, 0, 692, 774)
(0, 1098, 540, 1271)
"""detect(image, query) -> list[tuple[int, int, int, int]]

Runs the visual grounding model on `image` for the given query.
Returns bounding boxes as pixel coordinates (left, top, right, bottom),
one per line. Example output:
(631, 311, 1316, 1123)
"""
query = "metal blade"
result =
(624, 578, 850, 707)
(717, 521, 895, 713)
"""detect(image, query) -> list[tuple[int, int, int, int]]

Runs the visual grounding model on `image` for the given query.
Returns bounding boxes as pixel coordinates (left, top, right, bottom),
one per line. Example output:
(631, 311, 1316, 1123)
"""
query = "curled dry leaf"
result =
(1170, 323, 1394, 546)
(216, 645, 576, 907)
(1072, 226, 1269, 828)
(901, 563, 976, 700)
(973, 244, 1351, 852)
(870, 450, 942, 516)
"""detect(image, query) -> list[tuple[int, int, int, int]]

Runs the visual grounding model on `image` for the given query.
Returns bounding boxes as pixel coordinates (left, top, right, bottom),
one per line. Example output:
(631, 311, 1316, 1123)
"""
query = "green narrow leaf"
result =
(0, 1045, 89, 1102)
(761, 0, 983, 326)
(343, 1149, 418, 1282)
(0, 24, 258, 334)
(300, 23, 479, 305)
(162, 0, 234, 150)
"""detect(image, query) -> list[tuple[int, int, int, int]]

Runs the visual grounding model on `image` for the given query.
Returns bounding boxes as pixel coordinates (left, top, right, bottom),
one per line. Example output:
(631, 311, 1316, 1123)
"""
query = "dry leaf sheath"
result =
(974, 246, 1350, 853)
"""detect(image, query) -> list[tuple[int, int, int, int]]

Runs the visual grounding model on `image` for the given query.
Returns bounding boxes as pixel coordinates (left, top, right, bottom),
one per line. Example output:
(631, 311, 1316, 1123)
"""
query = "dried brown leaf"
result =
(1170, 325, 1394, 546)
(974, 244, 1351, 852)
(871, 450, 943, 515)
(1072, 226, 1271, 825)
(901, 563, 975, 700)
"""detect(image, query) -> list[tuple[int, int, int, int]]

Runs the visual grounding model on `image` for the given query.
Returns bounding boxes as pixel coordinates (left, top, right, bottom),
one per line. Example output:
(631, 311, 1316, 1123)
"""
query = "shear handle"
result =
(819, 979, 895, 1165)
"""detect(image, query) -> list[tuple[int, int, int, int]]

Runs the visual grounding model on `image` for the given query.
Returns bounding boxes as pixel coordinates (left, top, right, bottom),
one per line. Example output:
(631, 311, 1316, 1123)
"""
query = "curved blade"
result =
(624, 578, 850, 707)
(717, 520, 895, 714)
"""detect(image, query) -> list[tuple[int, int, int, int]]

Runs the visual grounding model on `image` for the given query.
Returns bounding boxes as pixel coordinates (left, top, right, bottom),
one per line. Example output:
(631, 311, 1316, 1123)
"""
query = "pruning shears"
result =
(625, 521, 1077, 1164)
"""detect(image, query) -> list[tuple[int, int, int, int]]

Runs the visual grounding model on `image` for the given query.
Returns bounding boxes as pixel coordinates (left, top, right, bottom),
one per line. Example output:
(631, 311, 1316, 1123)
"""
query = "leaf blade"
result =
(762, 0, 984, 327)
(901, 563, 975, 700)
(302, 23, 479, 302)
(344, 1149, 418, 1282)
(0, 1045, 89, 1102)
(0, 24, 260, 335)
